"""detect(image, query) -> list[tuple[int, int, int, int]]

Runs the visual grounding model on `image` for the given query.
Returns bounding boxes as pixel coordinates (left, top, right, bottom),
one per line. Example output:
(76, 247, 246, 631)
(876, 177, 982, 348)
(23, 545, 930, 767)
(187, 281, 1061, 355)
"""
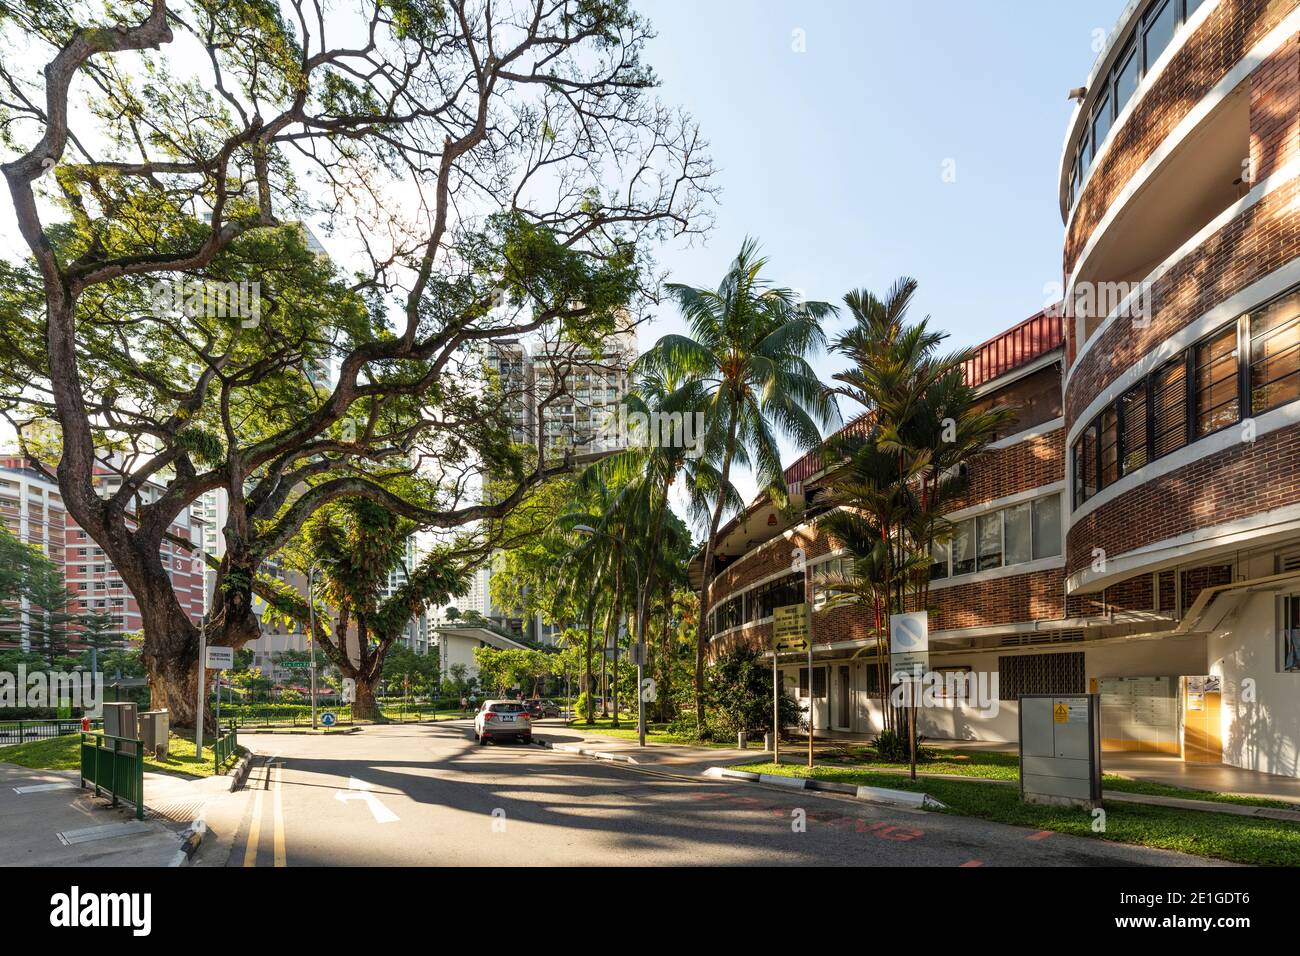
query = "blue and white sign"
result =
(890, 611, 929, 677)
(321, 711, 338, 727)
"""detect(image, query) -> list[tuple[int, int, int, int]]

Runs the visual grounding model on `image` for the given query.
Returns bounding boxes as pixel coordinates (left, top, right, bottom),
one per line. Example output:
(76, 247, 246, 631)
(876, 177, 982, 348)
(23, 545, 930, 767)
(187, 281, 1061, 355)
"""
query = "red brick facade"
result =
(1064, 0, 1299, 278)
(1063, 2, 1300, 582)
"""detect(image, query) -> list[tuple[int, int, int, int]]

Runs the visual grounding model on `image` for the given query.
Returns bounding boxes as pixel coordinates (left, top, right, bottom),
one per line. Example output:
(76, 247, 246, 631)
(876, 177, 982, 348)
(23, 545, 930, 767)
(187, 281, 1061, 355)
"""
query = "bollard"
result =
(764, 732, 773, 752)
(737, 731, 747, 750)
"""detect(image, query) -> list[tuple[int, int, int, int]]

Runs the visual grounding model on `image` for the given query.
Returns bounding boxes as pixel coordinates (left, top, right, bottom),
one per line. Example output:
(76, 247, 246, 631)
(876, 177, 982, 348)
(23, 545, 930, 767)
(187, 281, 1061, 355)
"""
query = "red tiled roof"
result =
(961, 308, 1062, 389)
(782, 309, 1064, 488)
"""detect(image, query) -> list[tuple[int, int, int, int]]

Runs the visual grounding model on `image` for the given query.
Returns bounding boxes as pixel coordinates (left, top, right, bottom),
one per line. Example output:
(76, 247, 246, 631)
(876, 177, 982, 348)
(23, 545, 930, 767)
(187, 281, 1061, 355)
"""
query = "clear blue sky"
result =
(639, 0, 1122, 504)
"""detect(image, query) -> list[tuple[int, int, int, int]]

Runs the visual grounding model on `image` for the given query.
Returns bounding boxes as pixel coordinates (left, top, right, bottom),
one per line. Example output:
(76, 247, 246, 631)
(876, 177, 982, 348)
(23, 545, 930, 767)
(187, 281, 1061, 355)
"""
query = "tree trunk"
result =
(352, 674, 382, 722)
(696, 403, 740, 733)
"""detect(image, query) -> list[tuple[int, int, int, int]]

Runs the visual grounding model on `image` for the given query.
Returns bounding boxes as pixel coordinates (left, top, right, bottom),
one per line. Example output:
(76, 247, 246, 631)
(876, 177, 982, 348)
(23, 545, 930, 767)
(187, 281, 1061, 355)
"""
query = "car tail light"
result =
(483, 712, 496, 721)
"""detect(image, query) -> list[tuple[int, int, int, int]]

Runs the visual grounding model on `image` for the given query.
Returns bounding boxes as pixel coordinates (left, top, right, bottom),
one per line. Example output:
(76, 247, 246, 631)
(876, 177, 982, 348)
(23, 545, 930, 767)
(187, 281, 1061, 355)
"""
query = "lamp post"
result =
(574, 524, 647, 747)
(308, 564, 318, 730)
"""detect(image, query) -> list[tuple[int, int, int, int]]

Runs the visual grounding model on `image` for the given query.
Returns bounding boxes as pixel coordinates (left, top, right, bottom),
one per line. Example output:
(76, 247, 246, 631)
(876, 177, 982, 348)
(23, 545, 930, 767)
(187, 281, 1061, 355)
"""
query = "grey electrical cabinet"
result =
(1019, 694, 1102, 809)
(102, 701, 138, 740)
(138, 710, 169, 757)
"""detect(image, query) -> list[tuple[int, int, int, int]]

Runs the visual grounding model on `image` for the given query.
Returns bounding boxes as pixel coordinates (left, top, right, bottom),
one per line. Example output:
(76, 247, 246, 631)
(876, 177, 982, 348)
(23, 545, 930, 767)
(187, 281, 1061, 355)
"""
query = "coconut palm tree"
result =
(639, 238, 839, 731)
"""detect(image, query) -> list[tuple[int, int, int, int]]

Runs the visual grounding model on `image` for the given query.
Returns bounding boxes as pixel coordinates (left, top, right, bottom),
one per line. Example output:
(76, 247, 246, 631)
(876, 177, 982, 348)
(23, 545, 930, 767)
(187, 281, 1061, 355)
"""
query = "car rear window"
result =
(490, 703, 526, 713)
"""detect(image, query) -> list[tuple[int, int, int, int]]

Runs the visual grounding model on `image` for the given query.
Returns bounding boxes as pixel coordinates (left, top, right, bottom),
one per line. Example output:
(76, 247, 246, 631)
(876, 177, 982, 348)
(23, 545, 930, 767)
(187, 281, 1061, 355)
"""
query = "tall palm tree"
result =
(820, 278, 1013, 734)
(639, 238, 839, 731)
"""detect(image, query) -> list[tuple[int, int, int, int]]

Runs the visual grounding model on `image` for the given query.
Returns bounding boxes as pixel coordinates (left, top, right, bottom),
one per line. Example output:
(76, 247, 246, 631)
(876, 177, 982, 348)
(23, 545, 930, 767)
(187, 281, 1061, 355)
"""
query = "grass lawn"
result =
(563, 714, 741, 749)
(806, 743, 1294, 811)
(730, 760, 1300, 866)
(810, 745, 1296, 810)
(379, 707, 465, 723)
(0, 731, 236, 779)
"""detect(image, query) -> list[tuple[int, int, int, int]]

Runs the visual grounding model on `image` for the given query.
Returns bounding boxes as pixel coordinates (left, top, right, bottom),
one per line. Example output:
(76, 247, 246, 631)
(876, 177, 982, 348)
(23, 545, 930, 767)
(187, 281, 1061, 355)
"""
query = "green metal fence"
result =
(79, 732, 145, 820)
(222, 704, 354, 727)
(0, 718, 102, 745)
(213, 723, 238, 771)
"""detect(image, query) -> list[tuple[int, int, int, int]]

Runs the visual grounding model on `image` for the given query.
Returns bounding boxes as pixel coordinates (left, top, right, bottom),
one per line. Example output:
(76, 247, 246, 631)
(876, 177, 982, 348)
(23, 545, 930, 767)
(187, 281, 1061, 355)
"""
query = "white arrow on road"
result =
(334, 777, 399, 824)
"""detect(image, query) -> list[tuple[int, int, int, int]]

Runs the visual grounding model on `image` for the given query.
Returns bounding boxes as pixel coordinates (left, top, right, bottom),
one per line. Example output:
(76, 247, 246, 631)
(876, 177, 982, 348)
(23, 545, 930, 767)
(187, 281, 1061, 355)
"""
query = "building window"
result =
(1072, 285, 1300, 513)
(1004, 502, 1032, 566)
(1099, 406, 1120, 488)
(1114, 42, 1139, 115)
(1151, 356, 1189, 459)
(998, 651, 1086, 700)
(1073, 424, 1098, 507)
(930, 494, 1061, 579)
(1143, 0, 1176, 71)
(1249, 290, 1300, 415)
(1091, 94, 1113, 158)
(950, 518, 976, 576)
(1120, 382, 1149, 474)
(1194, 324, 1239, 436)
(930, 540, 949, 581)
(976, 511, 1003, 571)
(1031, 495, 1062, 559)
(1283, 596, 1300, 673)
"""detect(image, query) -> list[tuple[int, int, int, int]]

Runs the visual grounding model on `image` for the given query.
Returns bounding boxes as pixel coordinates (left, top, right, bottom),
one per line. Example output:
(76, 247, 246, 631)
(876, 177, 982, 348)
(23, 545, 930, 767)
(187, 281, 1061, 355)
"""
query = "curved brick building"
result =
(695, 0, 1300, 778)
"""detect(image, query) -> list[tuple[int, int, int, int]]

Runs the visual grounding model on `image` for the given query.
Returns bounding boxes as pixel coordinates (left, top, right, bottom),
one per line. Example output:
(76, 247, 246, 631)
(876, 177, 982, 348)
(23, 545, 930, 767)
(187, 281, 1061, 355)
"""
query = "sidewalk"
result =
(0, 762, 233, 867)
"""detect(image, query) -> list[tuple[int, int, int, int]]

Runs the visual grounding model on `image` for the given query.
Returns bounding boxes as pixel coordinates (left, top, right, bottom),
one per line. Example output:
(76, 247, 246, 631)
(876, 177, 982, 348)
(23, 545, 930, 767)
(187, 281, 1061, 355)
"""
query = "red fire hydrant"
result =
(81, 716, 91, 732)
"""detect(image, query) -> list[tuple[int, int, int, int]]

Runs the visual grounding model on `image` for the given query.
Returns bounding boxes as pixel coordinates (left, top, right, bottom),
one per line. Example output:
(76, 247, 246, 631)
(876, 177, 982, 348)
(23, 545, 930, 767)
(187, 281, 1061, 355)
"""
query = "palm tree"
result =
(819, 278, 1013, 736)
(639, 238, 839, 731)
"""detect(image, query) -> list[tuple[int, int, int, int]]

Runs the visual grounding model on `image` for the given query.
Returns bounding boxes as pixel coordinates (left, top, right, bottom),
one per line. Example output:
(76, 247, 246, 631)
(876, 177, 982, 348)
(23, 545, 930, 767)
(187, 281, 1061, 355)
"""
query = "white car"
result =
(473, 700, 532, 745)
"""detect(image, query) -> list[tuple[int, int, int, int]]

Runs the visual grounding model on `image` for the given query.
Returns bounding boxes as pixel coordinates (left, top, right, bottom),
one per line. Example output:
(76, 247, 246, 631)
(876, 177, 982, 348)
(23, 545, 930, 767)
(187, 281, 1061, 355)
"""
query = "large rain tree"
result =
(0, 0, 714, 728)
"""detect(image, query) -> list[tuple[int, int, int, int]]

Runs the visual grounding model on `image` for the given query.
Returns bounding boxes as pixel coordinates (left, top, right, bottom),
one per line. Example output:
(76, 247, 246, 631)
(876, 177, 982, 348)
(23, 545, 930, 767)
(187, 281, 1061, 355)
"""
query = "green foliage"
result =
(700, 644, 800, 738)
(472, 647, 555, 698)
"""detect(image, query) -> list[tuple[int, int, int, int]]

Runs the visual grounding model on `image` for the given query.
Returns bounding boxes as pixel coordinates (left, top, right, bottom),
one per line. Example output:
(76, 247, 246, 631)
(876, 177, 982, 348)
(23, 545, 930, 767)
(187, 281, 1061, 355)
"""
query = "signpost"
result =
(206, 645, 234, 727)
(773, 602, 811, 767)
(321, 711, 337, 729)
(890, 611, 929, 780)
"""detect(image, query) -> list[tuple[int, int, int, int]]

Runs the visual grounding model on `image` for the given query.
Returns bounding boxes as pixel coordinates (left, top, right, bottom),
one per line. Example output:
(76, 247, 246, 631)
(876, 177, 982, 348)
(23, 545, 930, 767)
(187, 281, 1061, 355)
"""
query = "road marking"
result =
(14, 782, 78, 794)
(334, 776, 399, 824)
(272, 763, 286, 867)
(243, 756, 279, 867)
(1027, 830, 1055, 841)
(243, 768, 265, 866)
(56, 820, 156, 845)
(959, 859, 984, 867)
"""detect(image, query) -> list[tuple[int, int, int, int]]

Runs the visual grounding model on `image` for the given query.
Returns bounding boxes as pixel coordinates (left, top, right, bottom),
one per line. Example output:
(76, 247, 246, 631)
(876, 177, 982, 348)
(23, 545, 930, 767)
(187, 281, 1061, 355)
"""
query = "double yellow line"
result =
(243, 757, 286, 867)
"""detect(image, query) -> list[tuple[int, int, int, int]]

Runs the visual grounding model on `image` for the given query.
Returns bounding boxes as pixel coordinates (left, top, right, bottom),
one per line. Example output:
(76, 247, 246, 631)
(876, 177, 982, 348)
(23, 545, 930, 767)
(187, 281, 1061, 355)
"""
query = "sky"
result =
(636, 0, 1122, 505)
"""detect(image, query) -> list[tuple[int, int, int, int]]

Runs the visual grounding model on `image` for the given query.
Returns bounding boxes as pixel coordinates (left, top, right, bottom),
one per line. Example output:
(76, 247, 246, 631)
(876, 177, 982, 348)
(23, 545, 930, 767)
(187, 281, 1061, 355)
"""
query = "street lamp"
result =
(308, 564, 318, 730)
(574, 523, 647, 747)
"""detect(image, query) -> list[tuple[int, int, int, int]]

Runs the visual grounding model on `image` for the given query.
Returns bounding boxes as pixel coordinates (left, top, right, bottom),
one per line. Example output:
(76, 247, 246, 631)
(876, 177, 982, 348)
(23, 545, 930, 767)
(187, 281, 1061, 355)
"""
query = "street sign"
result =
(281, 660, 313, 669)
(626, 643, 647, 666)
(321, 711, 337, 727)
(890, 610, 929, 675)
(772, 603, 809, 651)
(205, 645, 234, 670)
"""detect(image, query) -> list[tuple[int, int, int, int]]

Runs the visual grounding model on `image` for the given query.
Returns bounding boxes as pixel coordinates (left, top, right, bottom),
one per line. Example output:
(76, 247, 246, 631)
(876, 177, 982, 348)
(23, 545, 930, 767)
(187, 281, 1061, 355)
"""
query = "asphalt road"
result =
(204, 720, 1219, 867)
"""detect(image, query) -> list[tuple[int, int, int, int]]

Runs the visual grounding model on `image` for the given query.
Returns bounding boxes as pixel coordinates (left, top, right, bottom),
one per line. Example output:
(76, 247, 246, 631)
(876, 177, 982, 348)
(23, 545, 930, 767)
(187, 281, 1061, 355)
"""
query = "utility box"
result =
(1019, 694, 1102, 809)
(138, 710, 169, 758)
(102, 701, 138, 740)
